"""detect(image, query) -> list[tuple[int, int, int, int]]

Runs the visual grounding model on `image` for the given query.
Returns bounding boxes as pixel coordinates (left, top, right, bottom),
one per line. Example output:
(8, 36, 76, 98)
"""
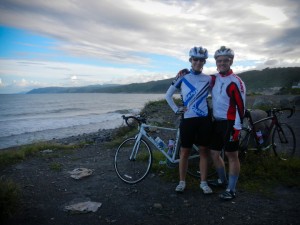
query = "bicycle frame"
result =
(115, 114, 223, 184)
(246, 114, 276, 150)
(241, 108, 292, 152)
(132, 123, 199, 164)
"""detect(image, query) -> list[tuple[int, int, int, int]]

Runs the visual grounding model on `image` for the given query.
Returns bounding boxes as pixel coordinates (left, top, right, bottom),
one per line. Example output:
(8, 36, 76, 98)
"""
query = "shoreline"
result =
(1, 95, 299, 152)
(0, 128, 119, 152)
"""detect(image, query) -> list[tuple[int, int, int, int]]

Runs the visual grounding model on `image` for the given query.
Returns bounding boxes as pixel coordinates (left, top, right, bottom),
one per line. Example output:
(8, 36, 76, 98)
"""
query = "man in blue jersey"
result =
(165, 46, 213, 194)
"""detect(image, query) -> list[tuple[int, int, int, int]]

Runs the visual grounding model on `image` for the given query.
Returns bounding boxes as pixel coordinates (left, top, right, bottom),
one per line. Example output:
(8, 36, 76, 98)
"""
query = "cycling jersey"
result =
(211, 69, 246, 129)
(165, 69, 212, 119)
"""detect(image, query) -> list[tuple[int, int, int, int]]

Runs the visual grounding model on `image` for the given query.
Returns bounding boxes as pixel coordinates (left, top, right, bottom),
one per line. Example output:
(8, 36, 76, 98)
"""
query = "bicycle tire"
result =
(186, 146, 217, 179)
(238, 127, 251, 161)
(114, 137, 152, 184)
(272, 123, 296, 160)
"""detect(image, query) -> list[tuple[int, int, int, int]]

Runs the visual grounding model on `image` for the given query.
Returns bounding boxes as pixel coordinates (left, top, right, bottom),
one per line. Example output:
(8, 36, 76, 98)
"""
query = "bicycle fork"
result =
(129, 133, 143, 161)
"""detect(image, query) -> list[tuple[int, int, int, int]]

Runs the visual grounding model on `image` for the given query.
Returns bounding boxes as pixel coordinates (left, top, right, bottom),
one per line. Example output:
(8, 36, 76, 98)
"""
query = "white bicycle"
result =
(114, 114, 216, 184)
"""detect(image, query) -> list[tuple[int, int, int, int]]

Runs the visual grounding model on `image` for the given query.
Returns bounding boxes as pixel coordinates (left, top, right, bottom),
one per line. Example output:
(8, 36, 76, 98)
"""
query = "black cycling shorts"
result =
(209, 120, 239, 152)
(180, 117, 212, 148)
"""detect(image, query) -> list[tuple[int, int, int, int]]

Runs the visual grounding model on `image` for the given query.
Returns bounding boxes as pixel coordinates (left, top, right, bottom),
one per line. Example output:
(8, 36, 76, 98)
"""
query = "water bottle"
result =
(167, 139, 175, 157)
(256, 130, 264, 144)
(155, 137, 167, 151)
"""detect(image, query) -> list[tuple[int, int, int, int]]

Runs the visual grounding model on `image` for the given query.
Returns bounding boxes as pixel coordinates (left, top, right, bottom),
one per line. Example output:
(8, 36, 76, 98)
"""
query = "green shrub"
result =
(0, 177, 21, 221)
(49, 162, 63, 171)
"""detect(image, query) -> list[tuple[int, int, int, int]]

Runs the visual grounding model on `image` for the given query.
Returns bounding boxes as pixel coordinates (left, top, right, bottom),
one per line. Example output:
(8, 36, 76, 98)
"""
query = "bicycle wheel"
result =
(272, 123, 296, 160)
(186, 146, 217, 179)
(238, 127, 251, 161)
(114, 137, 152, 184)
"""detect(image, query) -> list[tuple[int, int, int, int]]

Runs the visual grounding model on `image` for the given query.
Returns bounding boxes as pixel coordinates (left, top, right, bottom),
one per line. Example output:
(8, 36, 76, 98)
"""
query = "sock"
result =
(179, 180, 186, 186)
(216, 167, 227, 183)
(227, 175, 239, 192)
(200, 181, 208, 187)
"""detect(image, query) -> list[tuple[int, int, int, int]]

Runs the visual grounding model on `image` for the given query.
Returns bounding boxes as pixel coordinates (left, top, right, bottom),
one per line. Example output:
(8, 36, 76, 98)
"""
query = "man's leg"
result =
(211, 149, 227, 184)
(225, 151, 240, 192)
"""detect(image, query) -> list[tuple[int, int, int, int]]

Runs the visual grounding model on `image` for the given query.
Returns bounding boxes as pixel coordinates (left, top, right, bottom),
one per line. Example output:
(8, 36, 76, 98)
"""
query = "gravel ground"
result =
(1, 95, 299, 225)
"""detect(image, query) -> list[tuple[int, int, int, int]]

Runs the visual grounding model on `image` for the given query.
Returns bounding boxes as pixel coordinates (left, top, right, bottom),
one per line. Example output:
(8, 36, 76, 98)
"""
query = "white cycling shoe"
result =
(200, 183, 213, 194)
(175, 181, 186, 193)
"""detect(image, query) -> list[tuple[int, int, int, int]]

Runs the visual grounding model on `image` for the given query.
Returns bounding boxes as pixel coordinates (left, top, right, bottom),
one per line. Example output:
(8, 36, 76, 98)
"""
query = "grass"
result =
(239, 151, 300, 193)
(150, 150, 300, 194)
(49, 162, 63, 171)
(0, 141, 82, 222)
(0, 177, 21, 222)
(0, 142, 82, 169)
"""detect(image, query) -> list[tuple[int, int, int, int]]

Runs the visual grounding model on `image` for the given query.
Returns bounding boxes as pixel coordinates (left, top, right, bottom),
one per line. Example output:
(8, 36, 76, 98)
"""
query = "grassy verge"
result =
(0, 142, 82, 169)
(0, 177, 21, 222)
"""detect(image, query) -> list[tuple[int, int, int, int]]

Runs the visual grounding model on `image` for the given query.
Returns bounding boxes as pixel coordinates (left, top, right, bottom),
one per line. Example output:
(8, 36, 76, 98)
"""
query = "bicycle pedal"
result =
(166, 160, 177, 168)
(159, 160, 167, 165)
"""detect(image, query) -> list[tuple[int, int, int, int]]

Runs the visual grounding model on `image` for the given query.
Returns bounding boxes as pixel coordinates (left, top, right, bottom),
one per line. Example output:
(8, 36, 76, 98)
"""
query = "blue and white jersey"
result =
(165, 69, 212, 119)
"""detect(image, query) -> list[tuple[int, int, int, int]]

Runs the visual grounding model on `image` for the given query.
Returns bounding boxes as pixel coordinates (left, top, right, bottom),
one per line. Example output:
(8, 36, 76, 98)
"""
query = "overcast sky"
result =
(0, 0, 299, 93)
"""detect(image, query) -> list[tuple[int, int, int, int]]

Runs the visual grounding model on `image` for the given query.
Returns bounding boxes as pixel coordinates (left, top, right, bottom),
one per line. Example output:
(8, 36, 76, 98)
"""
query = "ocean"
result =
(0, 93, 166, 149)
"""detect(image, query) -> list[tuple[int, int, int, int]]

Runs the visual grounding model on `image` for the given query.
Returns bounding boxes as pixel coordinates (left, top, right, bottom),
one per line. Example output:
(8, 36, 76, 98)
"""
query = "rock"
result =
(68, 168, 93, 179)
(279, 98, 291, 108)
(40, 149, 53, 153)
(252, 97, 274, 109)
(153, 203, 163, 209)
(64, 201, 102, 213)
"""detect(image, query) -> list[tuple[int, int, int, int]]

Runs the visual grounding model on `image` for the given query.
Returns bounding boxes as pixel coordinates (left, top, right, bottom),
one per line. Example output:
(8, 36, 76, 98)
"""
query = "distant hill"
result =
(27, 67, 300, 94)
(27, 84, 121, 94)
(238, 67, 300, 94)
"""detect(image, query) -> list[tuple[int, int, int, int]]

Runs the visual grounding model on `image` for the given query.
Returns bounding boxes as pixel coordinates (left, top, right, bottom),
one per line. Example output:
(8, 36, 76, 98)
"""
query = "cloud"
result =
(1, 0, 298, 64)
(0, 0, 299, 93)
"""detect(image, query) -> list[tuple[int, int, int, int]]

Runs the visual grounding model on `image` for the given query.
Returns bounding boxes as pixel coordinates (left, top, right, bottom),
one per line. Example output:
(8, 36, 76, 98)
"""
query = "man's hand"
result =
(175, 68, 189, 79)
(176, 106, 187, 114)
(232, 128, 240, 141)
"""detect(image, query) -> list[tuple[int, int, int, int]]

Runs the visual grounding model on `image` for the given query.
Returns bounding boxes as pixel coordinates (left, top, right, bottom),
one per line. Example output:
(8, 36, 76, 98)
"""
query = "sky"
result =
(0, 0, 299, 94)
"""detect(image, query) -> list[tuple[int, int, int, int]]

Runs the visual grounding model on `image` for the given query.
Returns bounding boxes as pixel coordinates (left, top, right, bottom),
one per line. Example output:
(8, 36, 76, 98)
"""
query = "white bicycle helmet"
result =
(189, 46, 208, 59)
(214, 46, 234, 59)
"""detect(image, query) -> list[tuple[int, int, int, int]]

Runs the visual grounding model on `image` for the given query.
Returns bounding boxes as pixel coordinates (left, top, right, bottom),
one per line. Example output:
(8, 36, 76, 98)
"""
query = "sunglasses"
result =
(216, 59, 230, 63)
(192, 58, 206, 62)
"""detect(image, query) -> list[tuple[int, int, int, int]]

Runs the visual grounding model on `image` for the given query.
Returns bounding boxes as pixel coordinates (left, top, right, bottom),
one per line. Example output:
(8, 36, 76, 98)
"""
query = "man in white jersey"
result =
(208, 46, 246, 200)
(165, 46, 213, 194)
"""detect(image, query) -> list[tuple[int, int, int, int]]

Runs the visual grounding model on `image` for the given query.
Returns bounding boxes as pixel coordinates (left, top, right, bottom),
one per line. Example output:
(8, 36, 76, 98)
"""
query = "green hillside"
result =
(27, 67, 300, 94)
(238, 67, 300, 94)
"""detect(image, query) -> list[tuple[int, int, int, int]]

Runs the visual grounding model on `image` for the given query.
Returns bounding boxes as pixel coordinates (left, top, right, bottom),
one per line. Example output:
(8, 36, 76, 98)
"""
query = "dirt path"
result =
(1, 140, 300, 225)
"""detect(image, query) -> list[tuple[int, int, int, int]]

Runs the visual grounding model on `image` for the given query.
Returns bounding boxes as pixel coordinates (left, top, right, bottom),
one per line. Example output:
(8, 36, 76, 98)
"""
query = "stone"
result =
(64, 201, 102, 213)
(68, 168, 93, 179)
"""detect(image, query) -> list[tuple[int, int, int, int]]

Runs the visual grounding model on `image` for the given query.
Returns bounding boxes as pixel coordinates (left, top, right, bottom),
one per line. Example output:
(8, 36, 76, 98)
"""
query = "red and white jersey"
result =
(211, 70, 246, 129)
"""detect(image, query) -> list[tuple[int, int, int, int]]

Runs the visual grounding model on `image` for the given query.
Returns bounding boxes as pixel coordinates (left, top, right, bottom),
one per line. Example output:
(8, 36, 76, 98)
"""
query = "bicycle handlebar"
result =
(245, 106, 295, 119)
(266, 106, 295, 118)
(122, 114, 147, 127)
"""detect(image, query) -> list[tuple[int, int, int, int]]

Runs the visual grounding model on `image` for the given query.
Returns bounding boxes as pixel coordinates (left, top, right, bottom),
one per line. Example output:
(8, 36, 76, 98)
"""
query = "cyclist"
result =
(165, 46, 213, 194)
(176, 46, 246, 200)
(208, 46, 246, 200)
